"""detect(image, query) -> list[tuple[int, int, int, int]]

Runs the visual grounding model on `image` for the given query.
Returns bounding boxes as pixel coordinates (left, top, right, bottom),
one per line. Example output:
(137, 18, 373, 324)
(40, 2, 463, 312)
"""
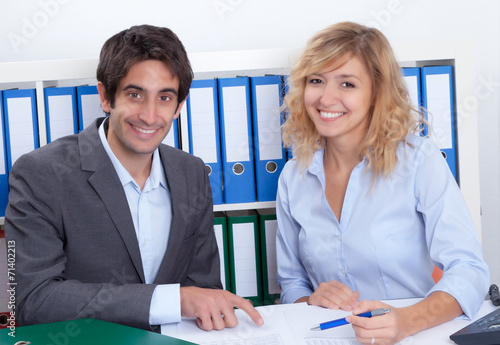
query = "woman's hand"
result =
(306, 280, 360, 311)
(345, 293, 462, 345)
(345, 300, 407, 345)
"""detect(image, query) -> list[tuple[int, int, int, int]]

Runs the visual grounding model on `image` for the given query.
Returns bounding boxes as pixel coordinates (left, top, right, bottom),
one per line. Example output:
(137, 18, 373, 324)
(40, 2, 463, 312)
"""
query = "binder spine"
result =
(187, 79, 223, 205)
(250, 75, 286, 202)
(218, 77, 256, 204)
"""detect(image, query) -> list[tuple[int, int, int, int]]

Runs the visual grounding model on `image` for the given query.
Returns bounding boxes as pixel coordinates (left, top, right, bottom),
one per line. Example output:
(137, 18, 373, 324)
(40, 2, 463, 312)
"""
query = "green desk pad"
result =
(0, 318, 196, 344)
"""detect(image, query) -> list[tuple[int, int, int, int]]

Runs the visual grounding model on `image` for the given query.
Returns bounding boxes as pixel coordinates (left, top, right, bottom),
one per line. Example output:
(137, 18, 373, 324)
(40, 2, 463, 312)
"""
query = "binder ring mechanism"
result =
(232, 163, 245, 175)
(205, 165, 212, 176)
(266, 161, 278, 174)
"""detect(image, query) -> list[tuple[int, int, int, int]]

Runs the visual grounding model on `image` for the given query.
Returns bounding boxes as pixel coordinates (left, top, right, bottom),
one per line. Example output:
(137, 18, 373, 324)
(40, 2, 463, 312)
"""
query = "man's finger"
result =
(196, 316, 214, 331)
(229, 294, 264, 326)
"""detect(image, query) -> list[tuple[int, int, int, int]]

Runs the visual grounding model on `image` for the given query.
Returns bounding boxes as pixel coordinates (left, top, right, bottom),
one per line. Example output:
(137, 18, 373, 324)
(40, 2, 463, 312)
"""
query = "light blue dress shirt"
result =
(99, 121, 180, 325)
(276, 135, 489, 318)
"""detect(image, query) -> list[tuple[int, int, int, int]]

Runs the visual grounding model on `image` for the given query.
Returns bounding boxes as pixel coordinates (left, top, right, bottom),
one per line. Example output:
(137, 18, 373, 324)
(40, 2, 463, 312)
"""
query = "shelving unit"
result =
(0, 40, 482, 239)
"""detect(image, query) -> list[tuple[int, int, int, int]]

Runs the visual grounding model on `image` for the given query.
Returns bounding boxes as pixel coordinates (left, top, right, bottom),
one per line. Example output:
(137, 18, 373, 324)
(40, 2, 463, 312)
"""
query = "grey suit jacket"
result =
(4, 118, 221, 331)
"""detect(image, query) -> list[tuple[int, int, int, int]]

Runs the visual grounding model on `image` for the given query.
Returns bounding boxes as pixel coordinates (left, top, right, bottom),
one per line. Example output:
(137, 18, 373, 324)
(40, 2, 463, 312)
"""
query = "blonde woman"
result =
(276, 21, 489, 345)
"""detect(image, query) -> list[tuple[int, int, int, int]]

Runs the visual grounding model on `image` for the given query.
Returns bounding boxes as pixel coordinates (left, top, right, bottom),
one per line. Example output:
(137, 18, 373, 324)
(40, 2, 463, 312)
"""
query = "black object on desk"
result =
(490, 284, 500, 306)
(449, 307, 500, 345)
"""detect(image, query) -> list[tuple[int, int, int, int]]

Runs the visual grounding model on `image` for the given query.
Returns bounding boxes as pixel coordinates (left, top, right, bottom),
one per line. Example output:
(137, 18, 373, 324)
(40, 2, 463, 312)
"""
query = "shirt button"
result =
(341, 269, 346, 275)
(338, 235, 342, 242)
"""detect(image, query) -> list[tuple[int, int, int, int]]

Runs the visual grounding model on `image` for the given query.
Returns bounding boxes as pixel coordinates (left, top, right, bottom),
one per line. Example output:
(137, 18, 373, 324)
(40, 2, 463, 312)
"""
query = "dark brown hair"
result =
(96, 24, 193, 108)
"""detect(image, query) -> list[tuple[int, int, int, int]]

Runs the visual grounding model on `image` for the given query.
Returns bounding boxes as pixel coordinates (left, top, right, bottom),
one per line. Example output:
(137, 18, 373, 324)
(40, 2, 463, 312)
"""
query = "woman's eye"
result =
(309, 78, 323, 85)
(342, 82, 355, 88)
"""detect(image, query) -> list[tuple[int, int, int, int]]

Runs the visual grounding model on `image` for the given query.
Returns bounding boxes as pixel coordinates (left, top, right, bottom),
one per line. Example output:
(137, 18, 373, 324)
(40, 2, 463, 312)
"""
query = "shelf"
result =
(0, 41, 482, 238)
(214, 201, 276, 213)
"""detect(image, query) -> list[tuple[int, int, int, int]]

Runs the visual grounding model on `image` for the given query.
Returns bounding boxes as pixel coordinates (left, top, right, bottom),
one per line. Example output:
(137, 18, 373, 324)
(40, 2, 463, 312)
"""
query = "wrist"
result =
(294, 296, 310, 304)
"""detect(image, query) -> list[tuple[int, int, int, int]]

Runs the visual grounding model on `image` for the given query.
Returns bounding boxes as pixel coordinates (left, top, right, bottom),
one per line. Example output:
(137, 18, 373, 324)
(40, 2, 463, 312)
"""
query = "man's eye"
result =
(129, 92, 141, 99)
(159, 95, 171, 102)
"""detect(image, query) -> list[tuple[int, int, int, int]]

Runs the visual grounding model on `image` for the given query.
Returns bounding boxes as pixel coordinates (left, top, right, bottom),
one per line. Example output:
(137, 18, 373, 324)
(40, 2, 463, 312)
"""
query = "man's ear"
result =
(174, 97, 187, 120)
(96, 82, 111, 114)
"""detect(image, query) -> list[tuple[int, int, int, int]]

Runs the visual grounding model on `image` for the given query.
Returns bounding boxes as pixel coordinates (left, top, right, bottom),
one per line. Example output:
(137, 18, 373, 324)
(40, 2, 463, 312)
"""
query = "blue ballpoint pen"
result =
(310, 308, 391, 331)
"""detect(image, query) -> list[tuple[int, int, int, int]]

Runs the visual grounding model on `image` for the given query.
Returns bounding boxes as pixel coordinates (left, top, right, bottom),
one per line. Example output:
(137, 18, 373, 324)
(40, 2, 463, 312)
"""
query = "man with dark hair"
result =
(5, 25, 263, 332)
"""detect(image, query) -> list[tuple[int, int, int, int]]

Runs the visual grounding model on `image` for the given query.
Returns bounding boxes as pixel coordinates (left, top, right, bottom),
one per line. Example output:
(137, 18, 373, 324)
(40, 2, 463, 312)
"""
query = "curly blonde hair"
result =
(282, 21, 425, 180)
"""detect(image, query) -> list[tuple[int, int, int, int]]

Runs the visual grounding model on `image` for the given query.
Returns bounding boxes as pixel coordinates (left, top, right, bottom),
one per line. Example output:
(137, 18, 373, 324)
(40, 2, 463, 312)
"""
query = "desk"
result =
(162, 299, 497, 345)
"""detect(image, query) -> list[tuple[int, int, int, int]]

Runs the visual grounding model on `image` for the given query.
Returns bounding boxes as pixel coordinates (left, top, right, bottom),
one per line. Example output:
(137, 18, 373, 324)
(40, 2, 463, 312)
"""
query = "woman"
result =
(276, 21, 489, 345)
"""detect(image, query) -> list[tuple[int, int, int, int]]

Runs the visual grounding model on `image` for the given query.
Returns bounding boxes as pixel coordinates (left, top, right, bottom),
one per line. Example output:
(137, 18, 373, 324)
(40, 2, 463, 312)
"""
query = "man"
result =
(5, 25, 263, 332)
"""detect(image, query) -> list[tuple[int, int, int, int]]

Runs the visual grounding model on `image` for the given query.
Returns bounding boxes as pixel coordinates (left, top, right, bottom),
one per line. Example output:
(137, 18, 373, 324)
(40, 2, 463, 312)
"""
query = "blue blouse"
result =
(276, 135, 489, 318)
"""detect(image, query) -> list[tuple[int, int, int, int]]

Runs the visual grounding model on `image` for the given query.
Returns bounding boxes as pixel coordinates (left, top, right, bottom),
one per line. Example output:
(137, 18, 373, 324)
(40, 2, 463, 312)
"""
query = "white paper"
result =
(255, 84, 283, 161)
(47, 94, 75, 141)
(426, 74, 453, 149)
(81, 93, 105, 130)
(161, 303, 304, 345)
(284, 305, 357, 344)
(6, 97, 36, 166)
(161, 299, 498, 345)
(222, 86, 250, 163)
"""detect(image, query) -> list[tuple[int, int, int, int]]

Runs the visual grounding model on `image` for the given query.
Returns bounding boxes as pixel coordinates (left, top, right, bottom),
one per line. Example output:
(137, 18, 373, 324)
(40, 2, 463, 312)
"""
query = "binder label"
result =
(222, 86, 250, 162)
(48, 94, 76, 142)
(6, 97, 36, 166)
(190, 87, 218, 163)
(255, 84, 283, 161)
(426, 74, 453, 149)
(233, 223, 258, 297)
(80, 93, 104, 130)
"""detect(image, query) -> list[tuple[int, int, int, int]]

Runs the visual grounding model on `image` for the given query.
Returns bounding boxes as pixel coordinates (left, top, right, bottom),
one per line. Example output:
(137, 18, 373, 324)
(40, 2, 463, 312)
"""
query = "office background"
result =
(0, 0, 499, 285)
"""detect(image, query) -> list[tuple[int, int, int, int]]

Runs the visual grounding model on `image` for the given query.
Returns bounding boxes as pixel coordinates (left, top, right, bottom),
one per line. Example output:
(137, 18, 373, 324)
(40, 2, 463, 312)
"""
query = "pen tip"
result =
(310, 325, 320, 331)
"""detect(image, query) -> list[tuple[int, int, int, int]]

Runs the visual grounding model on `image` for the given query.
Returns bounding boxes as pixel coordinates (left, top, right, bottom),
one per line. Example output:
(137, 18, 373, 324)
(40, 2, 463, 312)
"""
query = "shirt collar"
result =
(98, 119, 168, 191)
(307, 148, 368, 177)
(308, 149, 325, 178)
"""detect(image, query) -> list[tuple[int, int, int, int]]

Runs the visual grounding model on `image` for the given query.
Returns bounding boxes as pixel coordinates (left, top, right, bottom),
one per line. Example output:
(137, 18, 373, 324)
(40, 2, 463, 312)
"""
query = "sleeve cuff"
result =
(149, 284, 181, 325)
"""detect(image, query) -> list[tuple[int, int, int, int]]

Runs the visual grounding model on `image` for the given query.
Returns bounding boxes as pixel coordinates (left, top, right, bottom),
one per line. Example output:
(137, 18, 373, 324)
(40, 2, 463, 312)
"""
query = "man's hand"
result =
(180, 286, 264, 331)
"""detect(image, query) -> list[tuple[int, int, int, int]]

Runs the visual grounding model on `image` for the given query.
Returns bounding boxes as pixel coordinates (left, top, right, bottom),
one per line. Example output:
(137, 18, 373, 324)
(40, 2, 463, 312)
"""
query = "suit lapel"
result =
(154, 146, 188, 284)
(80, 119, 146, 283)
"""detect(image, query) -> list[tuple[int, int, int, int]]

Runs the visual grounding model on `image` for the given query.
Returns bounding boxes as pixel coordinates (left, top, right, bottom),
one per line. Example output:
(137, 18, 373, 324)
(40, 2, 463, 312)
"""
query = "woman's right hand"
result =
(303, 280, 360, 311)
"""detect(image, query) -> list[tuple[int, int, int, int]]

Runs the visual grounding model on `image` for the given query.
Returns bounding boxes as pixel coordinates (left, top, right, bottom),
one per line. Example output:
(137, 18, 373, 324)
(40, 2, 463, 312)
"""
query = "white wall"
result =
(0, 0, 499, 285)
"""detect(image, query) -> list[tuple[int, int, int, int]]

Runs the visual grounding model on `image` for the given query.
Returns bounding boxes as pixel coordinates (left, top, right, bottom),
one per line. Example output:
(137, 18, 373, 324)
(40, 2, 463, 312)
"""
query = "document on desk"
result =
(162, 298, 497, 345)
(284, 305, 358, 345)
(161, 303, 301, 345)
(161, 303, 361, 345)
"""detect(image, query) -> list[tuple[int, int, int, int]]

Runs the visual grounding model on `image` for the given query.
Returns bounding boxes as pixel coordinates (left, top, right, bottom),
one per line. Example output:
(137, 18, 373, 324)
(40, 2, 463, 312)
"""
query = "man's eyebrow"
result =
(122, 84, 144, 91)
(159, 88, 178, 96)
(122, 84, 178, 96)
